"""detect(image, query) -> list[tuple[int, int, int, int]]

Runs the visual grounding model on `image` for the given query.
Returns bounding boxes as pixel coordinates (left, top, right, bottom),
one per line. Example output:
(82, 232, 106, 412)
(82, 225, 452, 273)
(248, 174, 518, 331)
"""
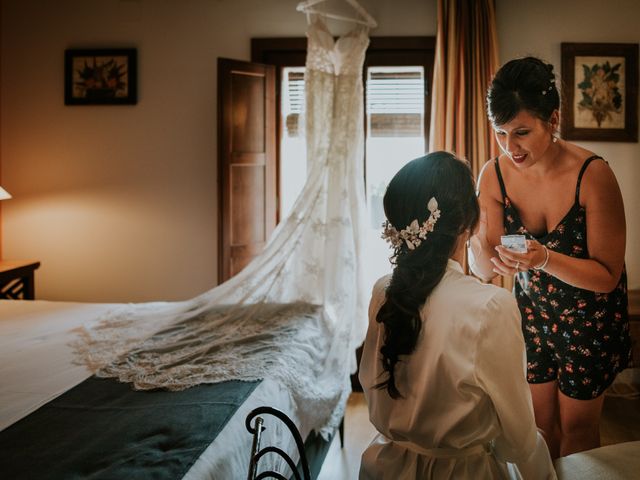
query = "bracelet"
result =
(533, 245, 550, 271)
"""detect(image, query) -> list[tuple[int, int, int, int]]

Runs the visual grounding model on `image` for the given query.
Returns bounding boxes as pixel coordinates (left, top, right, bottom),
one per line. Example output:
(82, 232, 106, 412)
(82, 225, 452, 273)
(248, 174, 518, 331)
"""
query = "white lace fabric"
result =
(73, 17, 370, 438)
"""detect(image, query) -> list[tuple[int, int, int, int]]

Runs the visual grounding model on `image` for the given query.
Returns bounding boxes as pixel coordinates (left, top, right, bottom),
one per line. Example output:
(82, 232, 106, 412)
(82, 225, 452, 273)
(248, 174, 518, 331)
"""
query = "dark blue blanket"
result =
(0, 377, 260, 479)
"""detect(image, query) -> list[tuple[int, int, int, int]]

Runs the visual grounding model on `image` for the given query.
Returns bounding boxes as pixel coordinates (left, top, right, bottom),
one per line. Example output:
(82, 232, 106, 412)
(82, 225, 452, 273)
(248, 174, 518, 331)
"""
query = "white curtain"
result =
(74, 16, 370, 437)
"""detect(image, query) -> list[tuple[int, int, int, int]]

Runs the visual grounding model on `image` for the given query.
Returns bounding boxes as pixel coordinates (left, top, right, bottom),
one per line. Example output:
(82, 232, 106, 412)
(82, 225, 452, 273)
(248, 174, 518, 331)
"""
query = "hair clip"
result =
(381, 197, 441, 252)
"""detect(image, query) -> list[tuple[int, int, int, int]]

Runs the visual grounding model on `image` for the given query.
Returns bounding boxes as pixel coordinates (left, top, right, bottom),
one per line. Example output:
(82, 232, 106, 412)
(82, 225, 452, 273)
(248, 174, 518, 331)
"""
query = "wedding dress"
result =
(73, 16, 370, 437)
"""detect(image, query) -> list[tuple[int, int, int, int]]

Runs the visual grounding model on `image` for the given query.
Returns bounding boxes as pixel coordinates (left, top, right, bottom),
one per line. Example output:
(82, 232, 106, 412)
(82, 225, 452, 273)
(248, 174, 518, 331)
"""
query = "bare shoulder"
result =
(557, 141, 619, 203)
(477, 157, 502, 203)
(579, 156, 622, 205)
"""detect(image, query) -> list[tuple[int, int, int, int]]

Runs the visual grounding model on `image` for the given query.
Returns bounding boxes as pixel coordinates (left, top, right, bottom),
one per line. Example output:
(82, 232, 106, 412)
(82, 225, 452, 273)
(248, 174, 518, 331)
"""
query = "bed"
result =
(0, 299, 336, 479)
(554, 441, 640, 480)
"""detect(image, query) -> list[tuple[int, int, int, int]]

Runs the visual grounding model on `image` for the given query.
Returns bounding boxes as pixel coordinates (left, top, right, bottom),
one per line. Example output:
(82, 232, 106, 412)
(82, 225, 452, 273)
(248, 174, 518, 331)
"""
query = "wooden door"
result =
(218, 58, 276, 282)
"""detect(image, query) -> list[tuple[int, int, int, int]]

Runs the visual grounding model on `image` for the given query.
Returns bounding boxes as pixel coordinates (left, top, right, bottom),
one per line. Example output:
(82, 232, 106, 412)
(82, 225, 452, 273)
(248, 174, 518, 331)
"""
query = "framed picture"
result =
(561, 43, 638, 142)
(64, 48, 137, 105)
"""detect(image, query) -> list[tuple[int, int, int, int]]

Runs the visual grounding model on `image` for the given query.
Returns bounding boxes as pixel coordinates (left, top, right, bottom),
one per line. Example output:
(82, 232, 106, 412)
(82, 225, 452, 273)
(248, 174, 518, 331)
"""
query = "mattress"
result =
(554, 441, 640, 480)
(0, 299, 308, 478)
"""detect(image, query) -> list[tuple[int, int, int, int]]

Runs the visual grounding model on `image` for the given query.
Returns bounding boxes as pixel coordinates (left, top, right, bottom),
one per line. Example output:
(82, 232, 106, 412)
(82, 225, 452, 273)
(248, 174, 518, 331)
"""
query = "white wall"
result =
(0, 0, 436, 302)
(496, 0, 640, 289)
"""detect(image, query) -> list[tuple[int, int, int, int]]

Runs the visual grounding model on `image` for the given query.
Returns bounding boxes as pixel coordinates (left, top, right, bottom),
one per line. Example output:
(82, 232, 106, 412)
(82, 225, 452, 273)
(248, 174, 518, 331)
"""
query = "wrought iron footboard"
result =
(245, 406, 311, 480)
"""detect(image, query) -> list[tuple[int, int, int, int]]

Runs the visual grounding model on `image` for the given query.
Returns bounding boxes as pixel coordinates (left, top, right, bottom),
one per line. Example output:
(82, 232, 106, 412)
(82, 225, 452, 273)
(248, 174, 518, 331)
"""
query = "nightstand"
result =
(0, 260, 41, 300)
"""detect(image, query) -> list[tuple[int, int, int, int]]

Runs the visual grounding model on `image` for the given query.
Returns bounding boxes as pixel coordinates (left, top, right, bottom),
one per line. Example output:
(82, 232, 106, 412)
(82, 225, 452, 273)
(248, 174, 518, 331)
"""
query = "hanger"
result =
(296, 0, 378, 28)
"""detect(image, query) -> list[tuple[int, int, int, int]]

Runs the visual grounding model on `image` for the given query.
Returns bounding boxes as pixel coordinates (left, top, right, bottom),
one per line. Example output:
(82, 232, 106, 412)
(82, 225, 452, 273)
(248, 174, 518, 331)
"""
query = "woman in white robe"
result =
(359, 152, 556, 479)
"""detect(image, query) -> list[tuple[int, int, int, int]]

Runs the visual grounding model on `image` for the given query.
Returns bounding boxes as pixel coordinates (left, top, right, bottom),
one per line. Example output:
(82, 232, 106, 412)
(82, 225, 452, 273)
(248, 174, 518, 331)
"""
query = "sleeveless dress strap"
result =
(575, 155, 603, 204)
(493, 158, 508, 201)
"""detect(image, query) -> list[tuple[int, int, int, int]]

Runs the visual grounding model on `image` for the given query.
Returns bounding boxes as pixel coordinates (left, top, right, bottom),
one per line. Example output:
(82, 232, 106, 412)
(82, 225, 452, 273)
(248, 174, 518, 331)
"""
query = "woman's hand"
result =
(492, 239, 548, 275)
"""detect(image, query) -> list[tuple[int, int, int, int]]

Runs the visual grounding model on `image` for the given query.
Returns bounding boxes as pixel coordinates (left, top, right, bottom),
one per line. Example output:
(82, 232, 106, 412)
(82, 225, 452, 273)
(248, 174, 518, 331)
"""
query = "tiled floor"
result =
(317, 384, 640, 480)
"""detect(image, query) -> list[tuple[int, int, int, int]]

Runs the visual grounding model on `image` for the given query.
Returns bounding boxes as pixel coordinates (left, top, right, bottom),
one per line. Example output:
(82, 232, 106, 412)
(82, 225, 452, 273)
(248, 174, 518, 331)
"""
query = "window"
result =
(280, 67, 307, 219)
(252, 37, 434, 285)
(365, 66, 426, 280)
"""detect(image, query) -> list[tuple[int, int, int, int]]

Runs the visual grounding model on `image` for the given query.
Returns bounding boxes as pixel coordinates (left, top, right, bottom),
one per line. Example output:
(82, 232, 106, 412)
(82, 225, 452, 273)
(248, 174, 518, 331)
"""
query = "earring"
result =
(552, 136, 558, 143)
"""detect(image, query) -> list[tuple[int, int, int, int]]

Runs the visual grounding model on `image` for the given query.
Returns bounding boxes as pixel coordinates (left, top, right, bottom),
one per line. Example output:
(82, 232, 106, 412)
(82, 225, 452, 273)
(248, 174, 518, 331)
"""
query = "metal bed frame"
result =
(245, 406, 344, 480)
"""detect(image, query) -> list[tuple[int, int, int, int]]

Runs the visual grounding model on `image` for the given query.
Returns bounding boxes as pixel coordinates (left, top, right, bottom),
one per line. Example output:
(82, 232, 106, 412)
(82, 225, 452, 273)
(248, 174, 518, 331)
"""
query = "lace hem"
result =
(71, 17, 370, 439)
(72, 302, 350, 437)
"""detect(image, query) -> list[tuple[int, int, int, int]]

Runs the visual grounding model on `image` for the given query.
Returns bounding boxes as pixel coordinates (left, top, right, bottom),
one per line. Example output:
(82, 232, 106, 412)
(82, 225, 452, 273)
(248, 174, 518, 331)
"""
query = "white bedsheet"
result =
(554, 441, 640, 480)
(0, 300, 306, 479)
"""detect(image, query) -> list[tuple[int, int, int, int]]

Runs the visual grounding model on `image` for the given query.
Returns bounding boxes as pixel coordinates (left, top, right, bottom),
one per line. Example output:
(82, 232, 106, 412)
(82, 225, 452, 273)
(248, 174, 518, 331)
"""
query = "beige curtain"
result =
(429, 0, 511, 289)
(428, 0, 499, 177)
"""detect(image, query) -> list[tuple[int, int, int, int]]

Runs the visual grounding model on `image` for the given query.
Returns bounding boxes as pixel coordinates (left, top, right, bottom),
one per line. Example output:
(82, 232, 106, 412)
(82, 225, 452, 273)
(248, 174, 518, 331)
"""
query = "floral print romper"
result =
(494, 156, 631, 399)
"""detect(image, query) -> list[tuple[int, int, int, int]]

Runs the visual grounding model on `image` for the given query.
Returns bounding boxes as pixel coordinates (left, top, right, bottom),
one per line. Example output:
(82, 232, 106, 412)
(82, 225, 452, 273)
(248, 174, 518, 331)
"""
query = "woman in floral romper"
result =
(469, 57, 631, 459)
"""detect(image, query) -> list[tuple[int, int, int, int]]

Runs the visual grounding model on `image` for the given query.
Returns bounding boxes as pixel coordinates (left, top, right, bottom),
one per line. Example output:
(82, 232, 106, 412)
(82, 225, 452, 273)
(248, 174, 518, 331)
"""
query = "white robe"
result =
(359, 260, 557, 479)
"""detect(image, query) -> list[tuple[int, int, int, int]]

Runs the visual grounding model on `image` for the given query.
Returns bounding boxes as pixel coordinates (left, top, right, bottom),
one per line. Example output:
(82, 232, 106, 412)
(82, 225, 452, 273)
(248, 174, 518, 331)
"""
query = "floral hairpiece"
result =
(541, 78, 555, 95)
(381, 197, 441, 251)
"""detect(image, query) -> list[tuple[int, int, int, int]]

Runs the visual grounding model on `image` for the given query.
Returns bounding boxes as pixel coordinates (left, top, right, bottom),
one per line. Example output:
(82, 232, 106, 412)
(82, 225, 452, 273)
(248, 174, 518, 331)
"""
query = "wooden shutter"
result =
(367, 69, 425, 137)
(218, 58, 276, 282)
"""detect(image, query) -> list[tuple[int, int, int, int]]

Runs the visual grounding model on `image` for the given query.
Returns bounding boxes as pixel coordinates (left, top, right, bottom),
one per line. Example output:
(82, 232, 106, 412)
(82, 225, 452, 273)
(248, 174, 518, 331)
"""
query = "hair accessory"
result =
(381, 197, 441, 251)
(542, 79, 555, 95)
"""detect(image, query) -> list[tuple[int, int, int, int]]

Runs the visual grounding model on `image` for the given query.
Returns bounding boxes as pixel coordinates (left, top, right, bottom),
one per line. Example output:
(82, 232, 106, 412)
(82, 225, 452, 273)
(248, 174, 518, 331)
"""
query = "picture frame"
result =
(560, 43, 638, 142)
(64, 48, 138, 105)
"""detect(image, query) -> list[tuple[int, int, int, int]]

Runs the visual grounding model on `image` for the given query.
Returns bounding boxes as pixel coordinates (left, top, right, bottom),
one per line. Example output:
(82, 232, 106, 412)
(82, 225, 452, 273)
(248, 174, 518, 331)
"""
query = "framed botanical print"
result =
(561, 43, 638, 142)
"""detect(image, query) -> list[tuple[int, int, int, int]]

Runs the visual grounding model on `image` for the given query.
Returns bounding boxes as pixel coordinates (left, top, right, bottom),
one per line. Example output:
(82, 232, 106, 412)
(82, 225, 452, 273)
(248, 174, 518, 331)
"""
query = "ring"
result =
(515, 261, 520, 271)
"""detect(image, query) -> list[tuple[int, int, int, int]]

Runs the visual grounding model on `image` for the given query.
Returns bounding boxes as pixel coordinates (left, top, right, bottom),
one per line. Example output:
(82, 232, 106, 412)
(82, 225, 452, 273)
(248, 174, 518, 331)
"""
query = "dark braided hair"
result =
(374, 151, 479, 399)
(487, 56, 560, 126)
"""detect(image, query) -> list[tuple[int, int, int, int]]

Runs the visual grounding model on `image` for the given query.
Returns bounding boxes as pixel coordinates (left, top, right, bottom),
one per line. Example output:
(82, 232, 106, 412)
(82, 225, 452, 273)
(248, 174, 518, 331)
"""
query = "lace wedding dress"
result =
(74, 17, 370, 437)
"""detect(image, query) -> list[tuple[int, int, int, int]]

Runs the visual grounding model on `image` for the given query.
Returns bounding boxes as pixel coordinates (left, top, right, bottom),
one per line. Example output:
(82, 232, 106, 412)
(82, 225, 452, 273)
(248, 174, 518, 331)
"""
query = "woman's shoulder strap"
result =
(575, 155, 604, 204)
(493, 157, 508, 200)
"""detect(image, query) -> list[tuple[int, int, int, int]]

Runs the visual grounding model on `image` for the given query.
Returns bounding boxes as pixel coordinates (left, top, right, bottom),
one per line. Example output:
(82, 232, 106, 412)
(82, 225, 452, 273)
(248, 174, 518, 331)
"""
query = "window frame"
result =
(251, 36, 435, 221)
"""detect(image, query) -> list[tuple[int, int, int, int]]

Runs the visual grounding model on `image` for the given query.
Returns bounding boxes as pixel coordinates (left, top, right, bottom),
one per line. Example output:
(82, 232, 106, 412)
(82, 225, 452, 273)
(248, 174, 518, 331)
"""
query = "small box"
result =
(500, 234, 527, 253)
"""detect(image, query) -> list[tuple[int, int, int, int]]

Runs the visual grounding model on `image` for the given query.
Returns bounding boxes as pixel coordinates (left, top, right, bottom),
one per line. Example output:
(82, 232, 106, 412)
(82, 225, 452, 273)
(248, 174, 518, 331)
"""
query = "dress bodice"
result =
(305, 17, 369, 75)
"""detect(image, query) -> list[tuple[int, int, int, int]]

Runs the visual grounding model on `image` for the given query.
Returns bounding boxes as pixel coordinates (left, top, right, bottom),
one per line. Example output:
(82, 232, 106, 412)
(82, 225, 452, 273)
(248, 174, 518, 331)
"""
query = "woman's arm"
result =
(494, 160, 626, 293)
(468, 160, 504, 281)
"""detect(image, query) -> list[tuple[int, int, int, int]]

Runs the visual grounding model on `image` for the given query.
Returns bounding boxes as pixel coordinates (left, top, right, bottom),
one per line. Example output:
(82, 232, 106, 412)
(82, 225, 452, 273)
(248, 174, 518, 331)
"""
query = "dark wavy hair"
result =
(374, 151, 479, 399)
(487, 56, 560, 126)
